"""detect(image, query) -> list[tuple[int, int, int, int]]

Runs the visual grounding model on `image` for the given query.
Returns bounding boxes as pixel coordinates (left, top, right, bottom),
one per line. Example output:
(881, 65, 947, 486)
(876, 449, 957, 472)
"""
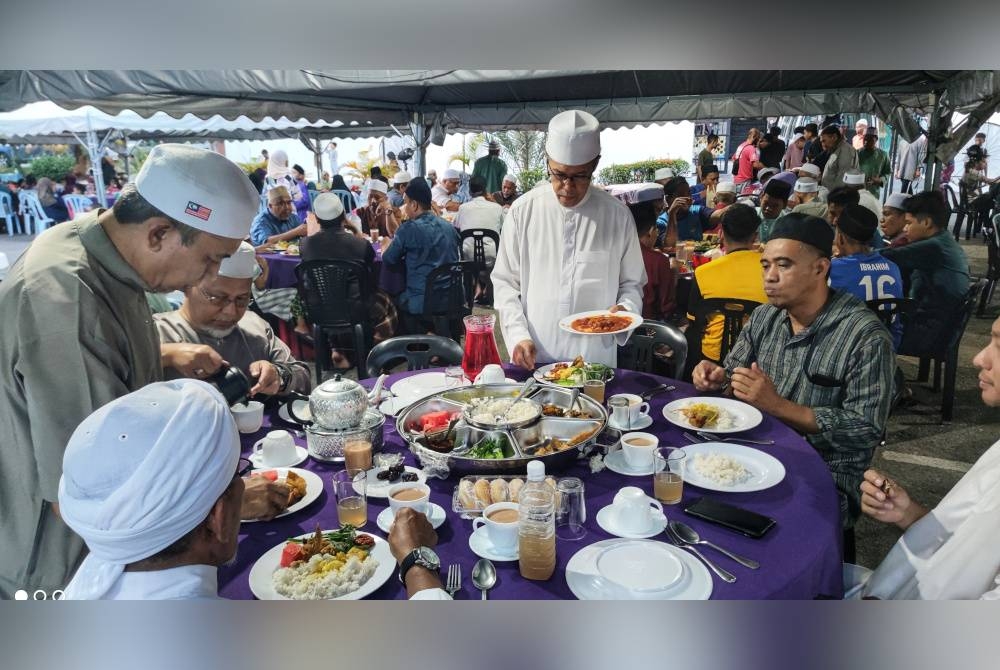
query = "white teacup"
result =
(472, 502, 519, 551)
(620, 432, 659, 470)
(474, 364, 506, 385)
(231, 400, 264, 433)
(611, 486, 663, 534)
(251, 430, 297, 467)
(387, 483, 430, 515)
(608, 393, 650, 428)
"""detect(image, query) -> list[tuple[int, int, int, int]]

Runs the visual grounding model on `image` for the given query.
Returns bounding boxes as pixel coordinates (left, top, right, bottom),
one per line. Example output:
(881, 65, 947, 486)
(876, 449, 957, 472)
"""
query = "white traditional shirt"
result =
(100, 564, 220, 600)
(858, 440, 1000, 600)
(491, 184, 646, 367)
(431, 184, 459, 208)
(454, 196, 504, 261)
(857, 189, 883, 220)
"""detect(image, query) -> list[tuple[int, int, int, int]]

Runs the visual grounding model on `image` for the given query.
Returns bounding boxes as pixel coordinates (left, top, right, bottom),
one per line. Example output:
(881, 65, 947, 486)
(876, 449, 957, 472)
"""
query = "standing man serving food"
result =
(492, 109, 646, 369)
(0, 144, 260, 598)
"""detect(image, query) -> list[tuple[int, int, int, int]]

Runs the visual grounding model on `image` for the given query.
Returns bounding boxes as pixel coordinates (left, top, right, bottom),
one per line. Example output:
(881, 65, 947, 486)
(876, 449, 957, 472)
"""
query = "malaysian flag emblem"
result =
(185, 201, 212, 221)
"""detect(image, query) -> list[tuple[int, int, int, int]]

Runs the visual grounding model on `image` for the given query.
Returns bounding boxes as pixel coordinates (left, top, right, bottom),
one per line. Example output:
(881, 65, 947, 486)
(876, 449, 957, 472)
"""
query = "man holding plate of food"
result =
(492, 110, 646, 369)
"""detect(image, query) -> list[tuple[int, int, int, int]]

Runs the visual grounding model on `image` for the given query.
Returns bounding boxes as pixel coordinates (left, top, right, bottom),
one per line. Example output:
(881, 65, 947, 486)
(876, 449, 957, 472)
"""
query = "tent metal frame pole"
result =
(412, 111, 426, 178)
(923, 91, 942, 191)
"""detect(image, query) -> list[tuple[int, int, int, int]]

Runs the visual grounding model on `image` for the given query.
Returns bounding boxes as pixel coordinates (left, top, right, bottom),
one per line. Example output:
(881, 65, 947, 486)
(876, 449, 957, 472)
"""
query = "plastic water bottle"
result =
(518, 460, 556, 580)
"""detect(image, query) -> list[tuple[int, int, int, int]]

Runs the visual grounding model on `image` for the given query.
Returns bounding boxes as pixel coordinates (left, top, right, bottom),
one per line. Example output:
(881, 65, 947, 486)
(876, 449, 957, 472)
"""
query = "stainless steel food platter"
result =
(395, 383, 608, 475)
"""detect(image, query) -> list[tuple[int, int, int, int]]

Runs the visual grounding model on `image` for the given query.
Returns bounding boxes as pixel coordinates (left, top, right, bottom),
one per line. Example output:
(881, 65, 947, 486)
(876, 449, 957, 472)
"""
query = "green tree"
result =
(597, 158, 691, 185)
(448, 134, 486, 172)
(27, 153, 76, 181)
(489, 130, 547, 192)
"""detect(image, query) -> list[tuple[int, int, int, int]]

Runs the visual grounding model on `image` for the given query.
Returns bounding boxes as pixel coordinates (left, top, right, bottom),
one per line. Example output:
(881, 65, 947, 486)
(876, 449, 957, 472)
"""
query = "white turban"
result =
(443, 169, 461, 181)
(546, 110, 601, 165)
(217, 242, 258, 279)
(58, 380, 240, 600)
(368, 180, 388, 195)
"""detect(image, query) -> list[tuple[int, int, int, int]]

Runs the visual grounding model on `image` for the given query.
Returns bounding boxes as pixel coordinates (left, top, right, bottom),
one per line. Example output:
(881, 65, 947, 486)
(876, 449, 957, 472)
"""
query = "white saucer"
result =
(565, 539, 712, 600)
(468, 526, 518, 562)
(595, 504, 667, 539)
(249, 445, 308, 469)
(607, 414, 653, 431)
(376, 503, 447, 533)
(604, 449, 665, 477)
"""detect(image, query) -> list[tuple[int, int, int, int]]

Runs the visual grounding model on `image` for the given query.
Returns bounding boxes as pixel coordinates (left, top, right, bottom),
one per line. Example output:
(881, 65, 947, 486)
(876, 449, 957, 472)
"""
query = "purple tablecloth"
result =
(259, 250, 406, 296)
(219, 366, 842, 600)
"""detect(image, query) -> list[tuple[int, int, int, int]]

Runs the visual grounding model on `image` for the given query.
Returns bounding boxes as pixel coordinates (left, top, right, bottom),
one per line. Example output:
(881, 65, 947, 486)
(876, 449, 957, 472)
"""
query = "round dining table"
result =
(259, 248, 406, 296)
(218, 366, 843, 600)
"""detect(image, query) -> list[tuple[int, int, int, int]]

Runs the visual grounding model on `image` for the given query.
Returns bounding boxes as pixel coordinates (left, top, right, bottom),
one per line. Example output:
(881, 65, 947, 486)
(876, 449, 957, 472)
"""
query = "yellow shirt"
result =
(686, 249, 767, 361)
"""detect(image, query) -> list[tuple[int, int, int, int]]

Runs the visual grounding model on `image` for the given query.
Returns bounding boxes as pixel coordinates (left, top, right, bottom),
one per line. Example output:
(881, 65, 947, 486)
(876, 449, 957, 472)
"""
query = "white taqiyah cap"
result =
(443, 169, 462, 180)
(885, 193, 910, 210)
(313, 192, 345, 221)
(368, 180, 388, 195)
(794, 178, 820, 193)
(716, 181, 739, 194)
(545, 109, 601, 166)
(790, 132, 804, 143)
(502, 173, 517, 184)
(843, 170, 866, 185)
(217, 241, 258, 279)
(797, 163, 821, 178)
(134, 144, 259, 240)
(391, 171, 411, 186)
(758, 167, 779, 181)
(654, 167, 675, 181)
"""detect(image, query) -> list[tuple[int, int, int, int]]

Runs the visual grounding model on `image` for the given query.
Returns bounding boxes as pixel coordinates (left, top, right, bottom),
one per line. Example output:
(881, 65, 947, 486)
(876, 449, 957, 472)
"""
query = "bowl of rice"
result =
(464, 396, 542, 430)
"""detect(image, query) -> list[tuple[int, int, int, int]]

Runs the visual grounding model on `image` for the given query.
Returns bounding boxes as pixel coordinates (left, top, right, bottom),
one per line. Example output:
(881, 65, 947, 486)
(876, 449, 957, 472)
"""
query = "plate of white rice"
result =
(248, 532, 395, 600)
(680, 442, 785, 493)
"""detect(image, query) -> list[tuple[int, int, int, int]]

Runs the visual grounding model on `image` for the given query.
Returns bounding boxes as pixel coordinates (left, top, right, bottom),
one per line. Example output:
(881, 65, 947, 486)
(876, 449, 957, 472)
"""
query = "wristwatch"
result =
(274, 362, 292, 394)
(398, 546, 441, 585)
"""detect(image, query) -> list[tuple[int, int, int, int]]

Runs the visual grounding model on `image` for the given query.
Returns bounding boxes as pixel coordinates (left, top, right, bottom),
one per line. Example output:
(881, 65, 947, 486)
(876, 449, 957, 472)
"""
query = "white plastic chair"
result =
(17, 190, 54, 234)
(63, 194, 95, 220)
(0, 191, 21, 236)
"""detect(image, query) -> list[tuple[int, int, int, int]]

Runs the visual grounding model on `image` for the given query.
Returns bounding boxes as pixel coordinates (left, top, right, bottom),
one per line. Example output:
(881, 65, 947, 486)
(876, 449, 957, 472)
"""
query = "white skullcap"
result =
(795, 178, 820, 193)
(313, 192, 345, 220)
(797, 163, 821, 178)
(502, 173, 517, 184)
(391, 170, 412, 186)
(545, 110, 601, 166)
(843, 170, 866, 185)
(758, 167, 779, 181)
(217, 241, 258, 279)
(716, 181, 739, 194)
(135, 144, 259, 240)
(59, 380, 239, 600)
(885, 193, 911, 210)
(442, 169, 462, 181)
(790, 133, 805, 143)
(855, 119, 869, 127)
(368, 180, 388, 195)
(654, 167, 675, 181)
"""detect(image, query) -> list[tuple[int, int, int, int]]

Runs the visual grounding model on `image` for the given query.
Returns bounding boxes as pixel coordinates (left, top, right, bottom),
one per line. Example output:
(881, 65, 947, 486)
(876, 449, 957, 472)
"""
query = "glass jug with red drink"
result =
(462, 314, 502, 382)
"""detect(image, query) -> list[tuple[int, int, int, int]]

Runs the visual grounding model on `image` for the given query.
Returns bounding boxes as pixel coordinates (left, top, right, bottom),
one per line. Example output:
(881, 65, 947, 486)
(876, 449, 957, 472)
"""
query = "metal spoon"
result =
(471, 558, 497, 600)
(669, 520, 759, 569)
(664, 524, 736, 583)
(641, 384, 676, 401)
(496, 378, 536, 424)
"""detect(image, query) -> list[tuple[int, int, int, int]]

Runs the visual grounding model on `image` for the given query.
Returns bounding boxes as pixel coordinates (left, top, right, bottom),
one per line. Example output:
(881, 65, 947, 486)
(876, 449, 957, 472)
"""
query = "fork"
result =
(696, 431, 775, 445)
(445, 563, 461, 597)
(640, 384, 676, 401)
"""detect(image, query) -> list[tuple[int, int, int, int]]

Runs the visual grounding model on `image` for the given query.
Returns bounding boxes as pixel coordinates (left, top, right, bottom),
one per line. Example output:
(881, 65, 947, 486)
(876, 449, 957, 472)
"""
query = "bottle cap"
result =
(526, 460, 545, 481)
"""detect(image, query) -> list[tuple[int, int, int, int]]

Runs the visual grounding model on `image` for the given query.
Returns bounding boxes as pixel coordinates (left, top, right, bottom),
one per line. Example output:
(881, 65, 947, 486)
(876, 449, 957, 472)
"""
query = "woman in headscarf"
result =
(329, 174, 357, 211)
(264, 149, 301, 202)
(291, 163, 312, 221)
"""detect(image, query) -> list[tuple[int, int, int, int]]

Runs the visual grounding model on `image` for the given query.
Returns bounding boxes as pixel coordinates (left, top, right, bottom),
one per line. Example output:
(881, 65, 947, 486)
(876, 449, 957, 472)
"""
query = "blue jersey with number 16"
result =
(830, 251, 904, 350)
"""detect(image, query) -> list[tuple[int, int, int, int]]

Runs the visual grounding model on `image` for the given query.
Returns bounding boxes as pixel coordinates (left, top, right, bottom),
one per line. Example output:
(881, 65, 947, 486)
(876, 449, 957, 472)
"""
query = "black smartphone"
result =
(684, 497, 776, 538)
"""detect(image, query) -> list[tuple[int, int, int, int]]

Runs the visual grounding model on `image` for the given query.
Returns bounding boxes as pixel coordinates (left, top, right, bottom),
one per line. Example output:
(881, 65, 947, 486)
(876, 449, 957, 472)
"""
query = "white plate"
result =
(390, 372, 467, 402)
(604, 449, 665, 477)
(680, 442, 786, 493)
(376, 503, 447, 533)
(595, 504, 668, 539)
(248, 532, 395, 600)
(241, 468, 323, 523)
(356, 466, 427, 499)
(533, 362, 615, 388)
(468, 526, 519, 561)
(249, 445, 309, 469)
(661, 397, 763, 434)
(566, 539, 712, 600)
(277, 400, 311, 424)
(606, 414, 653, 431)
(558, 310, 644, 336)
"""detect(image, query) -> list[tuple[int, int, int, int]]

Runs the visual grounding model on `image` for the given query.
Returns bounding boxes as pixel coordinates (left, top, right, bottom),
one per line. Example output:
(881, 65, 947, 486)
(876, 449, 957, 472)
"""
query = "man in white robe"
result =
(491, 110, 646, 368)
(848, 315, 1000, 599)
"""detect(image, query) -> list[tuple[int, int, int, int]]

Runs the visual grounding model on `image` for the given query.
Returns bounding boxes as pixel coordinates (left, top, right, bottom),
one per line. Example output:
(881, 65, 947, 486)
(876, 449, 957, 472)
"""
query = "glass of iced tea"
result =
(333, 469, 368, 528)
(653, 447, 686, 505)
(343, 439, 372, 472)
(583, 379, 605, 404)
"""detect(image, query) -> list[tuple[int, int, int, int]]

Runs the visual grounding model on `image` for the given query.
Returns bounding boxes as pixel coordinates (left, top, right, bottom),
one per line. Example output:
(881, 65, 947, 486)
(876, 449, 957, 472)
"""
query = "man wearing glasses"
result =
(492, 109, 645, 368)
(156, 242, 311, 397)
(692, 214, 894, 549)
(249, 185, 307, 247)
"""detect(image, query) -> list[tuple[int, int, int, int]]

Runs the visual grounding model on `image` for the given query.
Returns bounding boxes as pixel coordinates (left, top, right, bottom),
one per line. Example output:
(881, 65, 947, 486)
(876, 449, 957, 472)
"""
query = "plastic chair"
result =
(62, 194, 94, 220)
(365, 334, 464, 378)
(407, 261, 476, 342)
(912, 280, 987, 423)
(0, 191, 21, 236)
(978, 215, 1000, 316)
(617, 320, 688, 380)
(460, 228, 500, 304)
(295, 259, 373, 384)
(686, 298, 762, 372)
(17, 190, 54, 234)
(864, 297, 914, 329)
(332, 189, 356, 213)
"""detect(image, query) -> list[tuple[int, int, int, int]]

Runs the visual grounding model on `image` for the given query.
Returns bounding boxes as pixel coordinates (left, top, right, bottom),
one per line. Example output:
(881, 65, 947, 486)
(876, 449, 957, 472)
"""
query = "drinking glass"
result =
(652, 447, 686, 505)
(333, 469, 368, 528)
(555, 477, 587, 541)
(608, 395, 630, 430)
(445, 365, 466, 388)
(461, 314, 502, 382)
(343, 439, 372, 472)
(583, 379, 605, 404)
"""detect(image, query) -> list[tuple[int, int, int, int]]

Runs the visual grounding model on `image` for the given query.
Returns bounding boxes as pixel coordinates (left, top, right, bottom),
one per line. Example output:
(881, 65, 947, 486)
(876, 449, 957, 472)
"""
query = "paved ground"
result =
(5, 230, 997, 571)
